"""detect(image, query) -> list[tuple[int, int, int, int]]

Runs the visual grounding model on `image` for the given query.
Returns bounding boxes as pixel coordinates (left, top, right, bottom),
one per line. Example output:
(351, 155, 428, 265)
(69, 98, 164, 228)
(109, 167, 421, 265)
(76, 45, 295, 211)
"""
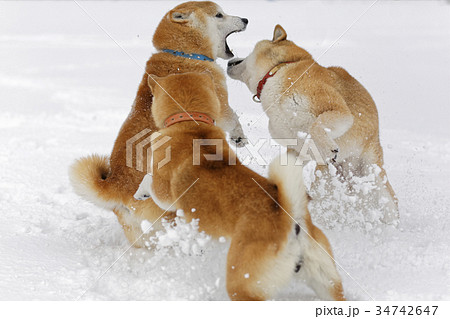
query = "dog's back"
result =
(328, 66, 380, 136)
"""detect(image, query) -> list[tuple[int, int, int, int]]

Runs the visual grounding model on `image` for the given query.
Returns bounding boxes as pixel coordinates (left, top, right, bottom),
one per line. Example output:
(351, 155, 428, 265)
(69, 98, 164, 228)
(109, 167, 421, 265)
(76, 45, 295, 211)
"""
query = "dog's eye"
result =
(215, 13, 223, 18)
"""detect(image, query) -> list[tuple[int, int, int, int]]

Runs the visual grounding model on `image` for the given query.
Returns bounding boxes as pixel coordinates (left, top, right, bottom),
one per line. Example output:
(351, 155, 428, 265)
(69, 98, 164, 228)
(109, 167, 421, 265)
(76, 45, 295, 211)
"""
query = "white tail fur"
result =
(268, 152, 345, 300)
(268, 151, 308, 221)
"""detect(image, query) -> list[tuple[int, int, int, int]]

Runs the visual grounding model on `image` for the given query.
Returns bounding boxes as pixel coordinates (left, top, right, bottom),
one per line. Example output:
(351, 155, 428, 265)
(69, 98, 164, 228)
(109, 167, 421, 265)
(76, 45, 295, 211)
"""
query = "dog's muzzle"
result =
(227, 58, 244, 68)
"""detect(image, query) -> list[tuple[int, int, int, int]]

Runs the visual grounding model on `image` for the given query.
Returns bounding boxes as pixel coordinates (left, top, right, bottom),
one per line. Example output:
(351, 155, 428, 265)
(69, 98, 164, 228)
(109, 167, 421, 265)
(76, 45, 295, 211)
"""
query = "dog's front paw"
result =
(330, 148, 339, 163)
(229, 124, 247, 148)
(231, 136, 248, 148)
(322, 147, 339, 164)
(134, 174, 153, 201)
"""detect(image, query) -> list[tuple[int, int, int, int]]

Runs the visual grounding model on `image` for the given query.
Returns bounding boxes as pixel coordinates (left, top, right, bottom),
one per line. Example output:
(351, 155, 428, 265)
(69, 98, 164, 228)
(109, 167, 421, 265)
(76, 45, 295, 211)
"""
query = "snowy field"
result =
(0, 0, 449, 300)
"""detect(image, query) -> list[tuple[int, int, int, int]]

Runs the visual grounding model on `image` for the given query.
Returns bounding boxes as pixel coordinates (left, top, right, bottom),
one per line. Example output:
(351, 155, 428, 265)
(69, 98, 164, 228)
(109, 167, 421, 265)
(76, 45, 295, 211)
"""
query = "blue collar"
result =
(161, 49, 214, 62)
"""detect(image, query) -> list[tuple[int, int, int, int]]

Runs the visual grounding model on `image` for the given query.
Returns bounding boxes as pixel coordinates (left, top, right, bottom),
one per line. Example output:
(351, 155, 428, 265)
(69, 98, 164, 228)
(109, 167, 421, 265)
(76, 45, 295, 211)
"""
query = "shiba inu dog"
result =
(133, 72, 345, 301)
(227, 25, 399, 224)
(69, 2, 249, 246)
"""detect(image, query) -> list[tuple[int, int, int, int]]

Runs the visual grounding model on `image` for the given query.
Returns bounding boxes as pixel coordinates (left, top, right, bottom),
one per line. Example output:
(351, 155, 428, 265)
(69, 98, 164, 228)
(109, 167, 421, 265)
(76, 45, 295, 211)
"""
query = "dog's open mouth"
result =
(225, 30, 241, 57)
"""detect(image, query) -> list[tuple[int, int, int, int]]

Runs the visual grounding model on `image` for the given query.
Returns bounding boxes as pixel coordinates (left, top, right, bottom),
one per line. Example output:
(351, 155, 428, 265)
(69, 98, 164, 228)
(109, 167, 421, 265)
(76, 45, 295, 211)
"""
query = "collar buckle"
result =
(252, 94, 261, 103)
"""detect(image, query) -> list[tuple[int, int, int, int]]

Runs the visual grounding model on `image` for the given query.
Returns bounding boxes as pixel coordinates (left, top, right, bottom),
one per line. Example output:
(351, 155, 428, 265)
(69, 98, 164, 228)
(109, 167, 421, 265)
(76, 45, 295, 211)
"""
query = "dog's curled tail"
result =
(268, 151, 308, 221)
(268, 151, 346, 301)
(69, 154, 120, 210)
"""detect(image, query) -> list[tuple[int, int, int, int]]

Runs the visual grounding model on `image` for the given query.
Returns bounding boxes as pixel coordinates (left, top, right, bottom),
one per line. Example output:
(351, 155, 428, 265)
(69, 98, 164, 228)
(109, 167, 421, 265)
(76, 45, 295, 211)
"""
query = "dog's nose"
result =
(241, 18, 248, 26)
(227, 59, 244, 68)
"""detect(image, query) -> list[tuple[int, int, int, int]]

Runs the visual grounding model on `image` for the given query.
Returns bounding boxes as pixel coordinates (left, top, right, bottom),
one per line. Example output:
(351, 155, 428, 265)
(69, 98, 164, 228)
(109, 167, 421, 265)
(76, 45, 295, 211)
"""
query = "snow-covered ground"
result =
(0, 0, 449, 300)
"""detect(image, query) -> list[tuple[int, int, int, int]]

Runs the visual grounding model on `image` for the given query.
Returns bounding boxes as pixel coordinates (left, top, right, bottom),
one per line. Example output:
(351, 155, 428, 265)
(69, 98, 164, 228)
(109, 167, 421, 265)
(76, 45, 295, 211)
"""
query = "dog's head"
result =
(227, 25, 311, 94)
(153, 1, 248, 60)
(147, 72, 221, 129)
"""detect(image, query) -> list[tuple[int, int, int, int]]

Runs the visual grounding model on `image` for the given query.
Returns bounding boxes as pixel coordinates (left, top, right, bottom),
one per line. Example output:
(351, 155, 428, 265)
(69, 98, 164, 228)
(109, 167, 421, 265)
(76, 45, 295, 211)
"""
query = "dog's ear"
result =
(168, 8, 192, 24)
(272, 24, 287, 43)
(147, 74, 161, 93)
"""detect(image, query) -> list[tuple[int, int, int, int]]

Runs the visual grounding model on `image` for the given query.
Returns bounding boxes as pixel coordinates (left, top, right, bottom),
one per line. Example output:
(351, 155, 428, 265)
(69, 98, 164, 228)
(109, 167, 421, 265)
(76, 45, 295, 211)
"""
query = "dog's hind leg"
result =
(114, 201, 175, 248)
(359, 149, 399, 225)
(113, 206, 149, 248)
(310, 111, 353, 163)
(308, 86, 354, 163)
(225, 218, 304, 301)
(297, 222, 345, 300)
(226, 244, 269, 300)
(226, 233, 297, 301)
(373, 148, 399, 224)
(375, 167, 399, 224)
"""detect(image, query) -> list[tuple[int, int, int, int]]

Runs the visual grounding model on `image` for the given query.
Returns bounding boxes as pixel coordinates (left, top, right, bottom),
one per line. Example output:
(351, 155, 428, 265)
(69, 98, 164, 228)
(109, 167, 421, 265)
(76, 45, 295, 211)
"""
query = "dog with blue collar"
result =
(70, 1, 249, 251)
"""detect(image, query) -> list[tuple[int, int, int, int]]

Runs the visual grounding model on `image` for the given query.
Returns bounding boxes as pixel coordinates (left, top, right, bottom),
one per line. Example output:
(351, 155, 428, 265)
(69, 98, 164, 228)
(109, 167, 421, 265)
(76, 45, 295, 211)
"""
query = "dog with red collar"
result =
(227, 25, 398, 224)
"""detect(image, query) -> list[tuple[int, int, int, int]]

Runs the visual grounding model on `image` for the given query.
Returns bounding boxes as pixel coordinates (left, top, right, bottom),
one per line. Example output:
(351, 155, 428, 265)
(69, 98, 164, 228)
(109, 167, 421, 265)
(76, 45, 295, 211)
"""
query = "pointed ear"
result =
(168, 8, 192, 24)
(147, 74, 161, 93)
(272, 24, 287, 43)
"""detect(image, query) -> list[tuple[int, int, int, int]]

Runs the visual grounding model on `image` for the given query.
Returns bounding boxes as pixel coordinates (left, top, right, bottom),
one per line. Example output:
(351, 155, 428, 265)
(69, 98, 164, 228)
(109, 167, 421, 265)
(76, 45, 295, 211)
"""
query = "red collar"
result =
(253, 61, 296, 103)
(164, 112, 215, 128)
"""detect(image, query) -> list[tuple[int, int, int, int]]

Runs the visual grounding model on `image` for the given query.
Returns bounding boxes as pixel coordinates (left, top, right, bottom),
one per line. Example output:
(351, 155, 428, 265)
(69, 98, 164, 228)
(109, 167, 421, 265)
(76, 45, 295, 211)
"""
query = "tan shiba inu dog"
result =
(69, 2, 249, 246)
(227, 25, 399, 224)
(133, 72, 345, 301)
